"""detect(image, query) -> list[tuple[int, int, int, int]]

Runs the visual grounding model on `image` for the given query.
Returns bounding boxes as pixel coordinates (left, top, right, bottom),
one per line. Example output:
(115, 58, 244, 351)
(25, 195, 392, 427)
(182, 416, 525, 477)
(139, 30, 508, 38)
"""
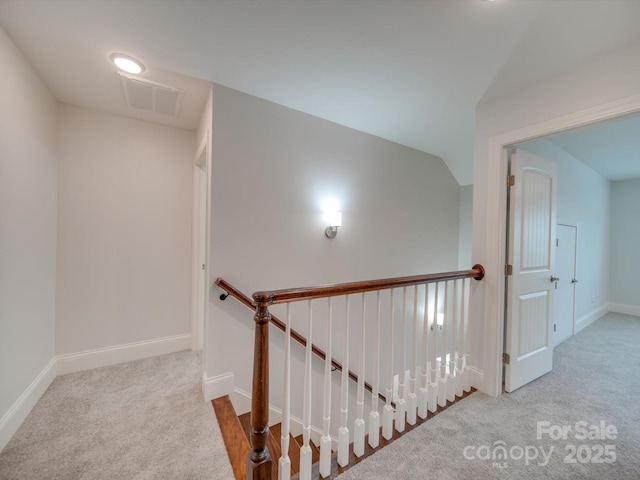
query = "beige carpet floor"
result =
(0, 350, 233, 479)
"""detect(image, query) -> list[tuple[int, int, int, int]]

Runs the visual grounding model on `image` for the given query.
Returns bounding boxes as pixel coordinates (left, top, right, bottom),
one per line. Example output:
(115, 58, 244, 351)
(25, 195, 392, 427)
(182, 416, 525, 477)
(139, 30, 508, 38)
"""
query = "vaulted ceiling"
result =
(1, 0, 639, 185)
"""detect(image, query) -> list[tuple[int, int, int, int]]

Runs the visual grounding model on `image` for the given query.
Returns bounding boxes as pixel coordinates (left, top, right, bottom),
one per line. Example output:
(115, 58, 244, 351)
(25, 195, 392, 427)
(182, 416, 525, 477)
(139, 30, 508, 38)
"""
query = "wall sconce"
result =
(325, 211, 342, 239)
(432, 313, 445, 330)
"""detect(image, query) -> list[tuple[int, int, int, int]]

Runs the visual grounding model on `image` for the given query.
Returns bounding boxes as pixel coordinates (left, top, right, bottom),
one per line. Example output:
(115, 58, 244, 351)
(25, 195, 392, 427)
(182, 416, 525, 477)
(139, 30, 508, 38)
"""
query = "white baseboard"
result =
(609, 303, 640, 317)
(469, 366, 484, 393)
(575, 304, 609, 334)
(56, 333, 191, 375)
(0, 358, 56, 453)
(202, 372, 235, 401)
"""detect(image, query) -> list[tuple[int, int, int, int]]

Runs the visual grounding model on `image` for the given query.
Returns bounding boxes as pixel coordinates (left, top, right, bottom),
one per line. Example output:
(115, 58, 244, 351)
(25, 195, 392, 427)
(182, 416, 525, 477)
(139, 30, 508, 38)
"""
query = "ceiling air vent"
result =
(118, 72, 183, 118)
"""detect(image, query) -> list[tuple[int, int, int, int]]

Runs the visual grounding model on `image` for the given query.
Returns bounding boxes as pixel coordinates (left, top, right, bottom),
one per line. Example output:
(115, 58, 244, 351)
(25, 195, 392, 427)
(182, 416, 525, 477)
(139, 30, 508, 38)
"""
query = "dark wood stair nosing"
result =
(211, 396, 250, 480)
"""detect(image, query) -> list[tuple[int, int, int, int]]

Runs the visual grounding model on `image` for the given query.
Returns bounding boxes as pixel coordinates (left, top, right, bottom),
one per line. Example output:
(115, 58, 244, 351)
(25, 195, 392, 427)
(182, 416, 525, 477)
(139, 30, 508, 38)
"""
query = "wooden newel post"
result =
(247, 297, 272, 480)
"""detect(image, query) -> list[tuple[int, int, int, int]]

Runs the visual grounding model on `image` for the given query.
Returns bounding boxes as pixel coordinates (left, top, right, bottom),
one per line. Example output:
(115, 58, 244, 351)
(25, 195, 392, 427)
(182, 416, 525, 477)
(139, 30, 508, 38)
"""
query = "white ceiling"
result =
(1, 0, 640, 185)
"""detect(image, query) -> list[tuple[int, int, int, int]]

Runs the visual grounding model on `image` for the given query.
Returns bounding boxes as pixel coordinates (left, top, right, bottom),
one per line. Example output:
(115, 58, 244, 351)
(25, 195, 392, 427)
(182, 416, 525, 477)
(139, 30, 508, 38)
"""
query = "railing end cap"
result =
(472, 264, 485, 281)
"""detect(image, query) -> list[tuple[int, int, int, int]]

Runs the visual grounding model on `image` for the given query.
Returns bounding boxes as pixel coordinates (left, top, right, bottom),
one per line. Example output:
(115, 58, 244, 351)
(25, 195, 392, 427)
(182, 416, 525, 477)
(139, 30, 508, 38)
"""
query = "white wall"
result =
(472, 42, 640, 395)
(55, 105, 195, 361)
(0, 27, 58, 451)
(458, 185, 473, 269)
(519, 140, 610, 327)
(205, 85, 462, 404)
(610, 179, 640, 314)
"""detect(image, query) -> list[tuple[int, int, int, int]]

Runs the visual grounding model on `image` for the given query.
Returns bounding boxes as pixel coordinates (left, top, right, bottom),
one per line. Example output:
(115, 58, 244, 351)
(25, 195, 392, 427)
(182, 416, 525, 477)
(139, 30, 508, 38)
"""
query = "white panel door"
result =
(554, 224, 577, 346)
(505, 150, 558, 392)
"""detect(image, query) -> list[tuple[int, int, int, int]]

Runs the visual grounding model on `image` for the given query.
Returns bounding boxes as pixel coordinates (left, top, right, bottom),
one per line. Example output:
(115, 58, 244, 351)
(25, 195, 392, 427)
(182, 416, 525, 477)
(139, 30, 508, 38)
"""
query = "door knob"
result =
(550, 276, 560, 282)
(571, 279, 579, 284)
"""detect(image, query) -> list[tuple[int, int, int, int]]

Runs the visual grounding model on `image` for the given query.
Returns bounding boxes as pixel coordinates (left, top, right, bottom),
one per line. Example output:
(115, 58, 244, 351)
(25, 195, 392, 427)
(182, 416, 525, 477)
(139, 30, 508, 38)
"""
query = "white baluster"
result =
(338, 296, 350, 467)
(407, 285, 418, 425)
(428, 282, 439, 413)
(368, 291, 381, 449)
(437, 281, 448, 408)
(462, 278, 472, 392)
(319, 298, 332, 478)
(418, 284, 430, 419)
(353, 293, 366, 457)
(382, 289, 395, 440)
(394, 287, 407, 433)
(299, 301, 313, 480)
(455, 279, 466, 398)
(446, 280, 457, 402)
(279, 304, 291, 480)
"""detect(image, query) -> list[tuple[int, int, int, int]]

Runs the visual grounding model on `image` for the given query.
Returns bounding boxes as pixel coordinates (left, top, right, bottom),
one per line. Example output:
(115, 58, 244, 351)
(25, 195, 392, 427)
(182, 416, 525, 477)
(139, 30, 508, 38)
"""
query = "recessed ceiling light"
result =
(110, 53, 145, 74)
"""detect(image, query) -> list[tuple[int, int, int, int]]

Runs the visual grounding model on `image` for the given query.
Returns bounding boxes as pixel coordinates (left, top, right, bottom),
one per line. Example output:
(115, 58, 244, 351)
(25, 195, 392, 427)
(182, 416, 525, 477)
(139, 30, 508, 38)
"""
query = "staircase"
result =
(212, 388, 475, 480)
(214, 265, 485, 479)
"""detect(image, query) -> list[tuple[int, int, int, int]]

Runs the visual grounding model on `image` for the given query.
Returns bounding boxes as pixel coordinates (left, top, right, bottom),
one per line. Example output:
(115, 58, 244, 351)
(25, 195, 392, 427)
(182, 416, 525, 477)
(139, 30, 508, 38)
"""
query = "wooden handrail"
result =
(215, 278, 389, 406)
(253, 264, 485, 306)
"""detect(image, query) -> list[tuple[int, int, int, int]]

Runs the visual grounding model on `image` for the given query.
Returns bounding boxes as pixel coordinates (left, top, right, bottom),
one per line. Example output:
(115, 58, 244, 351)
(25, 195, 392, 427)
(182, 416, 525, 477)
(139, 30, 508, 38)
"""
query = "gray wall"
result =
(458, 185, 473, 269)
(206, 84, 462, 400)
(55, 105, 195, 355)
(0, 27, 58, 450)
(611, 179, 640, 310)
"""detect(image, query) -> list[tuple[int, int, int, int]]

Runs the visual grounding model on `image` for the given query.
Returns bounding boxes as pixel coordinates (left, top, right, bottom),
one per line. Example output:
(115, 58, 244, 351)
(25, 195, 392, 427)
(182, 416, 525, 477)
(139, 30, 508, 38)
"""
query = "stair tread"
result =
(270, 424, 301, 476)
(211, 396, 250, 480)
(266, 426, 280, 479)
(294, 434, 321, 464)
(238, 411, 251, 440)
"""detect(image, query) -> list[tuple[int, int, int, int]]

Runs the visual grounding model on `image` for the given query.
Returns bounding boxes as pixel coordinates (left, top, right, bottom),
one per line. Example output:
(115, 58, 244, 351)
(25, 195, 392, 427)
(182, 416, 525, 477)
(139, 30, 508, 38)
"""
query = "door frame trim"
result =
(190, 133, 210, 353)
(482, 93, 640, 397)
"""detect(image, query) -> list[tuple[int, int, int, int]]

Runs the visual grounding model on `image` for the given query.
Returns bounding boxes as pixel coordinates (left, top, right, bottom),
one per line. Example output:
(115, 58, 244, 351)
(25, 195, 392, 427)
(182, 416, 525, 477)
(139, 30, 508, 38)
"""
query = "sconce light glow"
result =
(323, 200, 342, 239)
(110, 53, 145, 74)
(325, 211, 342, 239)
(326, 211, 342, 227)
(322, 199, 340, 214)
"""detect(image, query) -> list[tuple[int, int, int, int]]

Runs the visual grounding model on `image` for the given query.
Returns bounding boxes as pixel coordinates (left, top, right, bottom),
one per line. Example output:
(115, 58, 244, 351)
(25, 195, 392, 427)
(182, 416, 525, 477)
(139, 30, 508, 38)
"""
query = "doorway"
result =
(554, 224, 577, 346)
(482, 93, 640, 397)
